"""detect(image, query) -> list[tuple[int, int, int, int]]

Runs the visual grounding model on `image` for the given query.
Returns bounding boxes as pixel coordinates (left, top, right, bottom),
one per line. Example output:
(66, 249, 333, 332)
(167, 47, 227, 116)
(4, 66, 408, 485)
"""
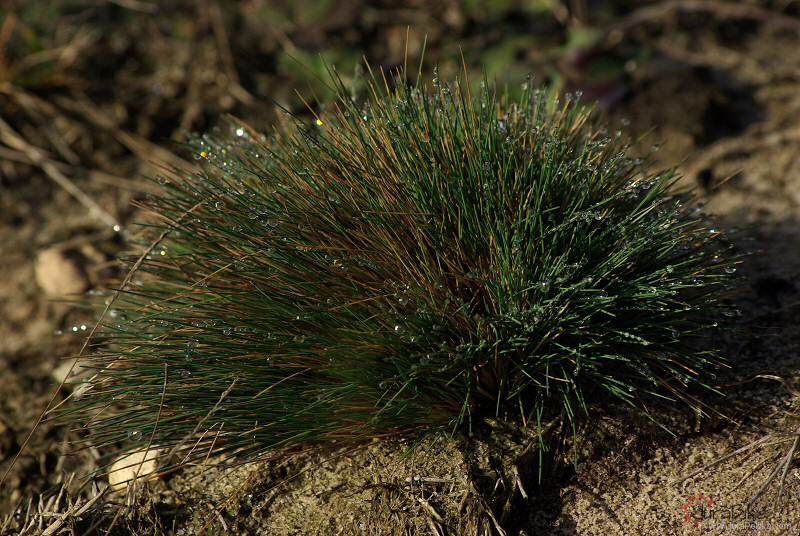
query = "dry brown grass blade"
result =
(60, 90, 196, 172)
(0, 128, 157, 194)
(0, 14, 100, 91)
(469, 482, 507, 536)
(6, 85, 82, 166)
(608, 0, 800, 35)
(674, 373, 800, 512)
(1, 13, 20, 71)
(0, 115, 120, 229)
(107, 0, 159, 13)
(40, 484, 109, 536)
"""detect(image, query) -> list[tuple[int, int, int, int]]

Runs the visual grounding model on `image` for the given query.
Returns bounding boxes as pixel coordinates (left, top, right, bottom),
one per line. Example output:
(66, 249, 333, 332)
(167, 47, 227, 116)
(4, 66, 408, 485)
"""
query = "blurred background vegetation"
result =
(4, 0, 783, 231)
(0, 0, 659, 195)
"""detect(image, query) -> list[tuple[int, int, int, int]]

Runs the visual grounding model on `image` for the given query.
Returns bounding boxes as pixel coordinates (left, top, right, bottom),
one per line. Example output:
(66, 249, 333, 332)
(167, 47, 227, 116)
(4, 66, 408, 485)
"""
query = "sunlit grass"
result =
(66, 61, 737, 472)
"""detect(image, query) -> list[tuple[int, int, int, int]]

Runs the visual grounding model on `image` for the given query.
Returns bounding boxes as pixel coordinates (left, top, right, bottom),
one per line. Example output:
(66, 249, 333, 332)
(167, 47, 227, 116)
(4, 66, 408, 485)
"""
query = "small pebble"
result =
(107, 448, 163, 492)
(34, 247, 89, 298)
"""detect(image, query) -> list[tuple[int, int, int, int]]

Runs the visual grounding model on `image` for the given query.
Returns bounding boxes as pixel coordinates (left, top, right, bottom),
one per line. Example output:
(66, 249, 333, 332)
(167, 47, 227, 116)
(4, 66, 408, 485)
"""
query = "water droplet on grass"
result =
(724, 265, 736, 274)
(393, 324, 406, 335)
(128, 429, 142, 441)
(537, 281, 550, 292)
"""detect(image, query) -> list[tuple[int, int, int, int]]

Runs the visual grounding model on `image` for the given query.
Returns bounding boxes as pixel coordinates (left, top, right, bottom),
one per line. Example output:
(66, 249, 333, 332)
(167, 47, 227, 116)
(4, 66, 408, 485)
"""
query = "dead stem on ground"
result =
(673, 373, 800, 510)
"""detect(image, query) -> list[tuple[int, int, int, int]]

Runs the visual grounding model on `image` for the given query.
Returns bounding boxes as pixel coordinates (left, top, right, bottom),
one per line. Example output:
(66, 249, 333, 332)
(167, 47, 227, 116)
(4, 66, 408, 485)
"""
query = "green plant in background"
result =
(66, 62, 735, 476)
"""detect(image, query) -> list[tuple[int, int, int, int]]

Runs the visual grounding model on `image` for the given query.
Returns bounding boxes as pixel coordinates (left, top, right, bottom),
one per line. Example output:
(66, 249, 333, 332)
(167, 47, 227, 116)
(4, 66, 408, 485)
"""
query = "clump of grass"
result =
(67, 62, 735, 472)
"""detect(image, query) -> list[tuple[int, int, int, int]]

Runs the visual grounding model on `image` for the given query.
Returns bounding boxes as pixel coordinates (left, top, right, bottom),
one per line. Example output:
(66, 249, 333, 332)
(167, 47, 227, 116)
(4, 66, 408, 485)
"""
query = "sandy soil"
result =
(2, 2, 800, 535)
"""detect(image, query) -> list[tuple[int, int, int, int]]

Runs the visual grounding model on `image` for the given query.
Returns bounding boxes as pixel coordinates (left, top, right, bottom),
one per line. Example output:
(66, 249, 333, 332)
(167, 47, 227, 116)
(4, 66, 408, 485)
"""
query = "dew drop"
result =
(222, 327, 232, 335)
(378, 381, 388, 390)
(128, 429, 142, 441)
(393, 324, 406, 335)
(293, 334, 306, 343)
(537, 281, 550, 292)
(724, 265, 737, 274)
(215, 201, 226, 209)
(648, 287, 658, 294)
(666, 265, 674, 273)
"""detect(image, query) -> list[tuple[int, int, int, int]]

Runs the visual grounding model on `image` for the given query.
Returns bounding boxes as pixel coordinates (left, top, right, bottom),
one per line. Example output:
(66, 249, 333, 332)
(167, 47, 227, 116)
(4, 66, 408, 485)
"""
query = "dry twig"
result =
(0, 115, 120, 229)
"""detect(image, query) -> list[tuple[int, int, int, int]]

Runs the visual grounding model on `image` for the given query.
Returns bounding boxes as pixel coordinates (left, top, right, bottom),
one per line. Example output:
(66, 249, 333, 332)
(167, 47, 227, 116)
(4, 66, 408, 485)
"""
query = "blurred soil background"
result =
(2, 1, 800, 534)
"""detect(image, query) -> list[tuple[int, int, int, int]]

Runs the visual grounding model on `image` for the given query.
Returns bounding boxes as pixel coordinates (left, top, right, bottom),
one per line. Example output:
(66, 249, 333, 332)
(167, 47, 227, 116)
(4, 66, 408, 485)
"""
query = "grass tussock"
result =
(65, 62, 736, 475)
